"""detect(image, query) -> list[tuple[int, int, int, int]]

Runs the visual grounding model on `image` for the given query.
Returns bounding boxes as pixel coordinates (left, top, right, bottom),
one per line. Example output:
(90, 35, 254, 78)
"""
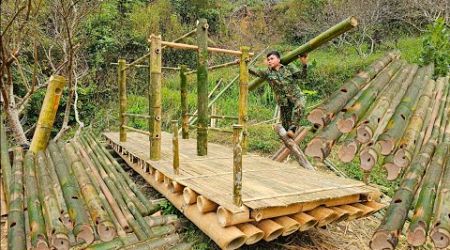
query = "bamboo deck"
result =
(103, 132, 378, 213)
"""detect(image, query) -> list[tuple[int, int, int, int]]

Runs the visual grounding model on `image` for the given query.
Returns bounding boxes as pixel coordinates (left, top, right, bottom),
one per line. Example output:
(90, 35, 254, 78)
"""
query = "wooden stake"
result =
(172, 120, 180, 175)
(118, 59, 127, 142)
(196, 19, 208, 156)
(233, 124, 243, 206)
(239, 46, 250, 153)
(149, 34, 162, 160)
(180, 65, 189, 139)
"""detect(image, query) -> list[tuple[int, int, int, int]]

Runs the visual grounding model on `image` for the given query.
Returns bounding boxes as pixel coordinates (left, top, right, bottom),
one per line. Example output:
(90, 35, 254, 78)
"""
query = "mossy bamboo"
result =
(196, 19, 209, 156)
(172, 120, 180, 175)
(0, 115, 12, 206)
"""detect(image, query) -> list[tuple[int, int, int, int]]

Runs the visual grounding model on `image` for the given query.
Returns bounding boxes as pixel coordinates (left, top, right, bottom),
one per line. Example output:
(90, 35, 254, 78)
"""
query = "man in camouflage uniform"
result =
(249, 51, 308, 137)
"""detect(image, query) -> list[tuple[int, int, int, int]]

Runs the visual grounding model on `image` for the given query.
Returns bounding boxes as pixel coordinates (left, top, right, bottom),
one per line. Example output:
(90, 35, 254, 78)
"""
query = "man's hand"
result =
(299, 54, 308, 65)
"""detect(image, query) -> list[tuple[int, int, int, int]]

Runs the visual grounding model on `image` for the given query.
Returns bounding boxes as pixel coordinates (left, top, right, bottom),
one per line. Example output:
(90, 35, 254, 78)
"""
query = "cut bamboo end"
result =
(273, 216, 300, 236)
(305, 138, 325, 159)
(351, 203, 375, 217)
(307, 207, 339, 227)
(393, 149, 411, 168)
(378, 140, 394, 155)
(407, 224, 426, 246)
(217, 206, 252, 227)
(183, 188, 198, 205)
(51, 233, 70, 250)
(307, 109, 327, 127)
(290, 212, 318, 231)
(337, 205, 364, 220)
(360, 148, 377, 171)
(75, 225, 95, 245)
(338, 141, 358, 163)
(330, 207, 350, 223)
(35, 236, 49, 250)
(155, 170, 164, 183)
(255, 219, 284, 242)
(383, 162, 402, 181)
(370, 231, 396, 250)
(236, 223, 264, 245)
(97, 221, 117, 242)
(349, 16, 358, 27)
(196, 196, 218, 213)
(250, 204, 302, 222)
(61, 216, 73, 230)
(337, 116, 356, 133)
(171, 182, 184, 193)
(430, 227, 450, 249)
(362, 201, 385, 213)
(356, 125, 373, 143)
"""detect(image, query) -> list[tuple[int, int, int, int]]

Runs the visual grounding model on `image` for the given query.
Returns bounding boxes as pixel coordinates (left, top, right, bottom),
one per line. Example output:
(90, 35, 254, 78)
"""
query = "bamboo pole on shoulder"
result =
(197, 18, 209, 156)
(149, 34, 162, 160)
(30, 75, 66, 152)
(239, 46, 250, 153)
(8, 147, 26, 250)
(233, 124, 243, 206)
(180, 65, 189, 139)
(118, 59, 127, 142)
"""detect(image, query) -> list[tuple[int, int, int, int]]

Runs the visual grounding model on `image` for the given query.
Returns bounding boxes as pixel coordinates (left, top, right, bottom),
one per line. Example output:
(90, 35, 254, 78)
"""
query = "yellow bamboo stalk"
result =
(149, 34, 162, 160)
(239, 46, 250, 153)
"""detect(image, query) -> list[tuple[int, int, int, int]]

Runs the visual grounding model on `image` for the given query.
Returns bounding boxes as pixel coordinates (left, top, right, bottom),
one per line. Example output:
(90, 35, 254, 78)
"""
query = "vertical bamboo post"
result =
(196, 18, 209, 156)
(239, 46, 250, 153)
(210, 103, 217, 128)
(30, 75, 66, 152)
(149, 34, 162, 160)
(180, 65, 189, 139)
(172, 120, 180, 175)
(148, 48, 153, 143)
(118, 59, 127, 142)
(233, 124, 243, 206)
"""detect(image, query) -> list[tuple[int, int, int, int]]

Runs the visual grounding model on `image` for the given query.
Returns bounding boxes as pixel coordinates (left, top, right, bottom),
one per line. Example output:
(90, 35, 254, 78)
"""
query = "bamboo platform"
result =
(104, 132, 383, 249)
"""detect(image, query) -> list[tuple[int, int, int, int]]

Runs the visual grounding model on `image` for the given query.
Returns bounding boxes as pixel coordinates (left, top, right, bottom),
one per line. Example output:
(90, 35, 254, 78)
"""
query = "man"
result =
(249, 51, 308, 137)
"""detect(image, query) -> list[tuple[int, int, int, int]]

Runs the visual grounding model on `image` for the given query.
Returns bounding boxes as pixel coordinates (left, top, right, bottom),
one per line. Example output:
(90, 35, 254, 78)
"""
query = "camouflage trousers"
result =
(279, 96, 305, 132)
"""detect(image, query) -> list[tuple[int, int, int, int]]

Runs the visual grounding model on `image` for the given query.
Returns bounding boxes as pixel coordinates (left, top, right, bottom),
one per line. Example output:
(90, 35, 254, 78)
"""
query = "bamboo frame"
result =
(149, 34, 162, 160)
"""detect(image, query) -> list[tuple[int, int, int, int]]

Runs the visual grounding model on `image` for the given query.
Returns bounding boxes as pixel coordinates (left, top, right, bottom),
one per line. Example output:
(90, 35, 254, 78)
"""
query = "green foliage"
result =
(159, 200, 178, 215)
(420, 17, 450, 77)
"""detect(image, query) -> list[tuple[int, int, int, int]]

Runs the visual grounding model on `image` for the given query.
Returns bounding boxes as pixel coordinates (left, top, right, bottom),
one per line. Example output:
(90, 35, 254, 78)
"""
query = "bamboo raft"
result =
(104, 131, 384, 250)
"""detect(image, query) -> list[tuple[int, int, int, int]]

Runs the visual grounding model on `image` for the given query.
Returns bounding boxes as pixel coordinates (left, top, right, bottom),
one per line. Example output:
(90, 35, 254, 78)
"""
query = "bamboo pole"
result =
(172, 120, 180, 175)
(216, 206, 253, 227)
(182, 187, 198, 205)
(233, 124, 243, 206)
(273, 216, 300, 236)
(255, 219, 283, 242)
(118, 59, 127, 142)
(289, 212, 318, 231)
(8, 147, 26, 250)
(0, 115, 12, 206)
(123, 113, 151, 119)
(23, 152, 48, 249)
(120, 234, 180, 250)
(236, 223, 264, 245)
(272, 127, 309, 162)
(239, 46, 250, 152)
(180, 65, 189, 139)
(197, 18, 209, 156)
(29, 75, 66, 152)
(249, 16, 358, 91)
(196, 195, 218, 213)
(122, 125, 151, 136)
(149, 34, 162, 160)
(160, 40, 253, 56)
(185, 60, 239, 75)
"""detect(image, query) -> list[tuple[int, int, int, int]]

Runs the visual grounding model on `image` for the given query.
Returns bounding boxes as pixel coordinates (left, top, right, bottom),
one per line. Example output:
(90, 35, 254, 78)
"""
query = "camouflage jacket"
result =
(249, 64, 307, 106)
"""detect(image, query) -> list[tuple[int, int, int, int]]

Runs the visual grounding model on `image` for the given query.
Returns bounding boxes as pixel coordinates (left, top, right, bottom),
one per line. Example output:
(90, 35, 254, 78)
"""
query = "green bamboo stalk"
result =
(407, 142, 448, 246)
(65, 142, 117, 242)
(180, 65, 189, 139)
(149, 34, 162, 160)
(172, 120, 180, 175)
(118, 59, 127, 142)
(0, 115, 12, 206)
(7, 147, 26, 250)
(239, 46, 250, 153)
(24, 151, 48, 249)
(47, 141, 94, 245)
(249, 16, 358, 91)
(145, 214, 179, 227)
(196, 18, 209, 156)
(35, 151, 70, 249)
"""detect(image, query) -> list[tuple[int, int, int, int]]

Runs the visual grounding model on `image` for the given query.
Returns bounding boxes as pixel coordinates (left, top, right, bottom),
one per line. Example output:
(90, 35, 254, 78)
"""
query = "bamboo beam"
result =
(255, 219, 283, 242)
(196, 196, 218, 213)
(172, 120, 180, 175)
(30, 75, 66, 152)
(122, 125, 151, 136)
(239, 46, 250, 152)
(160, 40, 254, 56)
(123, 113, 151, 119)
(197, 19, 208, 156)
(180, 65, 189, 139)
(118, 59, 127, 142)
(236, 223, 264, 245)
(233, 125, 243, 206)
(149, 34, 162, 160)
(249, 16, 358, 91)
(185, 60, 239, 75)
(187, 113, 239, 120)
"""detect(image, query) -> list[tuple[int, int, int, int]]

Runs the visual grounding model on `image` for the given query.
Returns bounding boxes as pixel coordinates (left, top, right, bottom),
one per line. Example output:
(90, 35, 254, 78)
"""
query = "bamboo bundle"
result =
(305, 114, 343, 160)
(407, 143, 448, 246)
(337, 129, 360, 163)
(355, 64, 416, 143)
(7, 147, 26, 250)
(370, 142, 435, 250)
(65, 143, 117, 242)
(250, 16, 359, 92)
(35, 151, 70, 249)
(23, 152, 48, 249)
(47, 142, 94, 245)
(336, 61, 402, 133)
(308, 51, 399, 126)
(30, 75, 66, 152)
(0, 116, 12, 206)
(307, 207, 339, 227)
(273, 216, 300, 236)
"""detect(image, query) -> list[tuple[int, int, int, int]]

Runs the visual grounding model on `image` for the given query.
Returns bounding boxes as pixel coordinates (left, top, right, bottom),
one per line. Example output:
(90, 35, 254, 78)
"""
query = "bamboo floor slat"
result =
(104, 132, 378, 213)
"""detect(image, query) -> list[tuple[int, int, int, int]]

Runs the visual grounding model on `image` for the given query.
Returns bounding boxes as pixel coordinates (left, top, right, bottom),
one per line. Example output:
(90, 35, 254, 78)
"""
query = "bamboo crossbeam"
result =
(187, 113, 239, 120)
(160, 41, 254, 56)
(122, 126, 150, 136)
(185, 60, 239, 75)
(112, 63, 181, 70)
(123, 113, 151, 119)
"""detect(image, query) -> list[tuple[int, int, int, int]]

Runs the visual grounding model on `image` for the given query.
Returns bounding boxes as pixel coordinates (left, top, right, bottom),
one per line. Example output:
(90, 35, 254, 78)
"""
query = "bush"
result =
(420, 17, 450, 78)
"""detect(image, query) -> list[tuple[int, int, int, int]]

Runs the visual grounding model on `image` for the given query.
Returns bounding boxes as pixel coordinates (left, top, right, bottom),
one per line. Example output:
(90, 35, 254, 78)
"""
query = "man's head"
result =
(266, 51, 281, 70)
